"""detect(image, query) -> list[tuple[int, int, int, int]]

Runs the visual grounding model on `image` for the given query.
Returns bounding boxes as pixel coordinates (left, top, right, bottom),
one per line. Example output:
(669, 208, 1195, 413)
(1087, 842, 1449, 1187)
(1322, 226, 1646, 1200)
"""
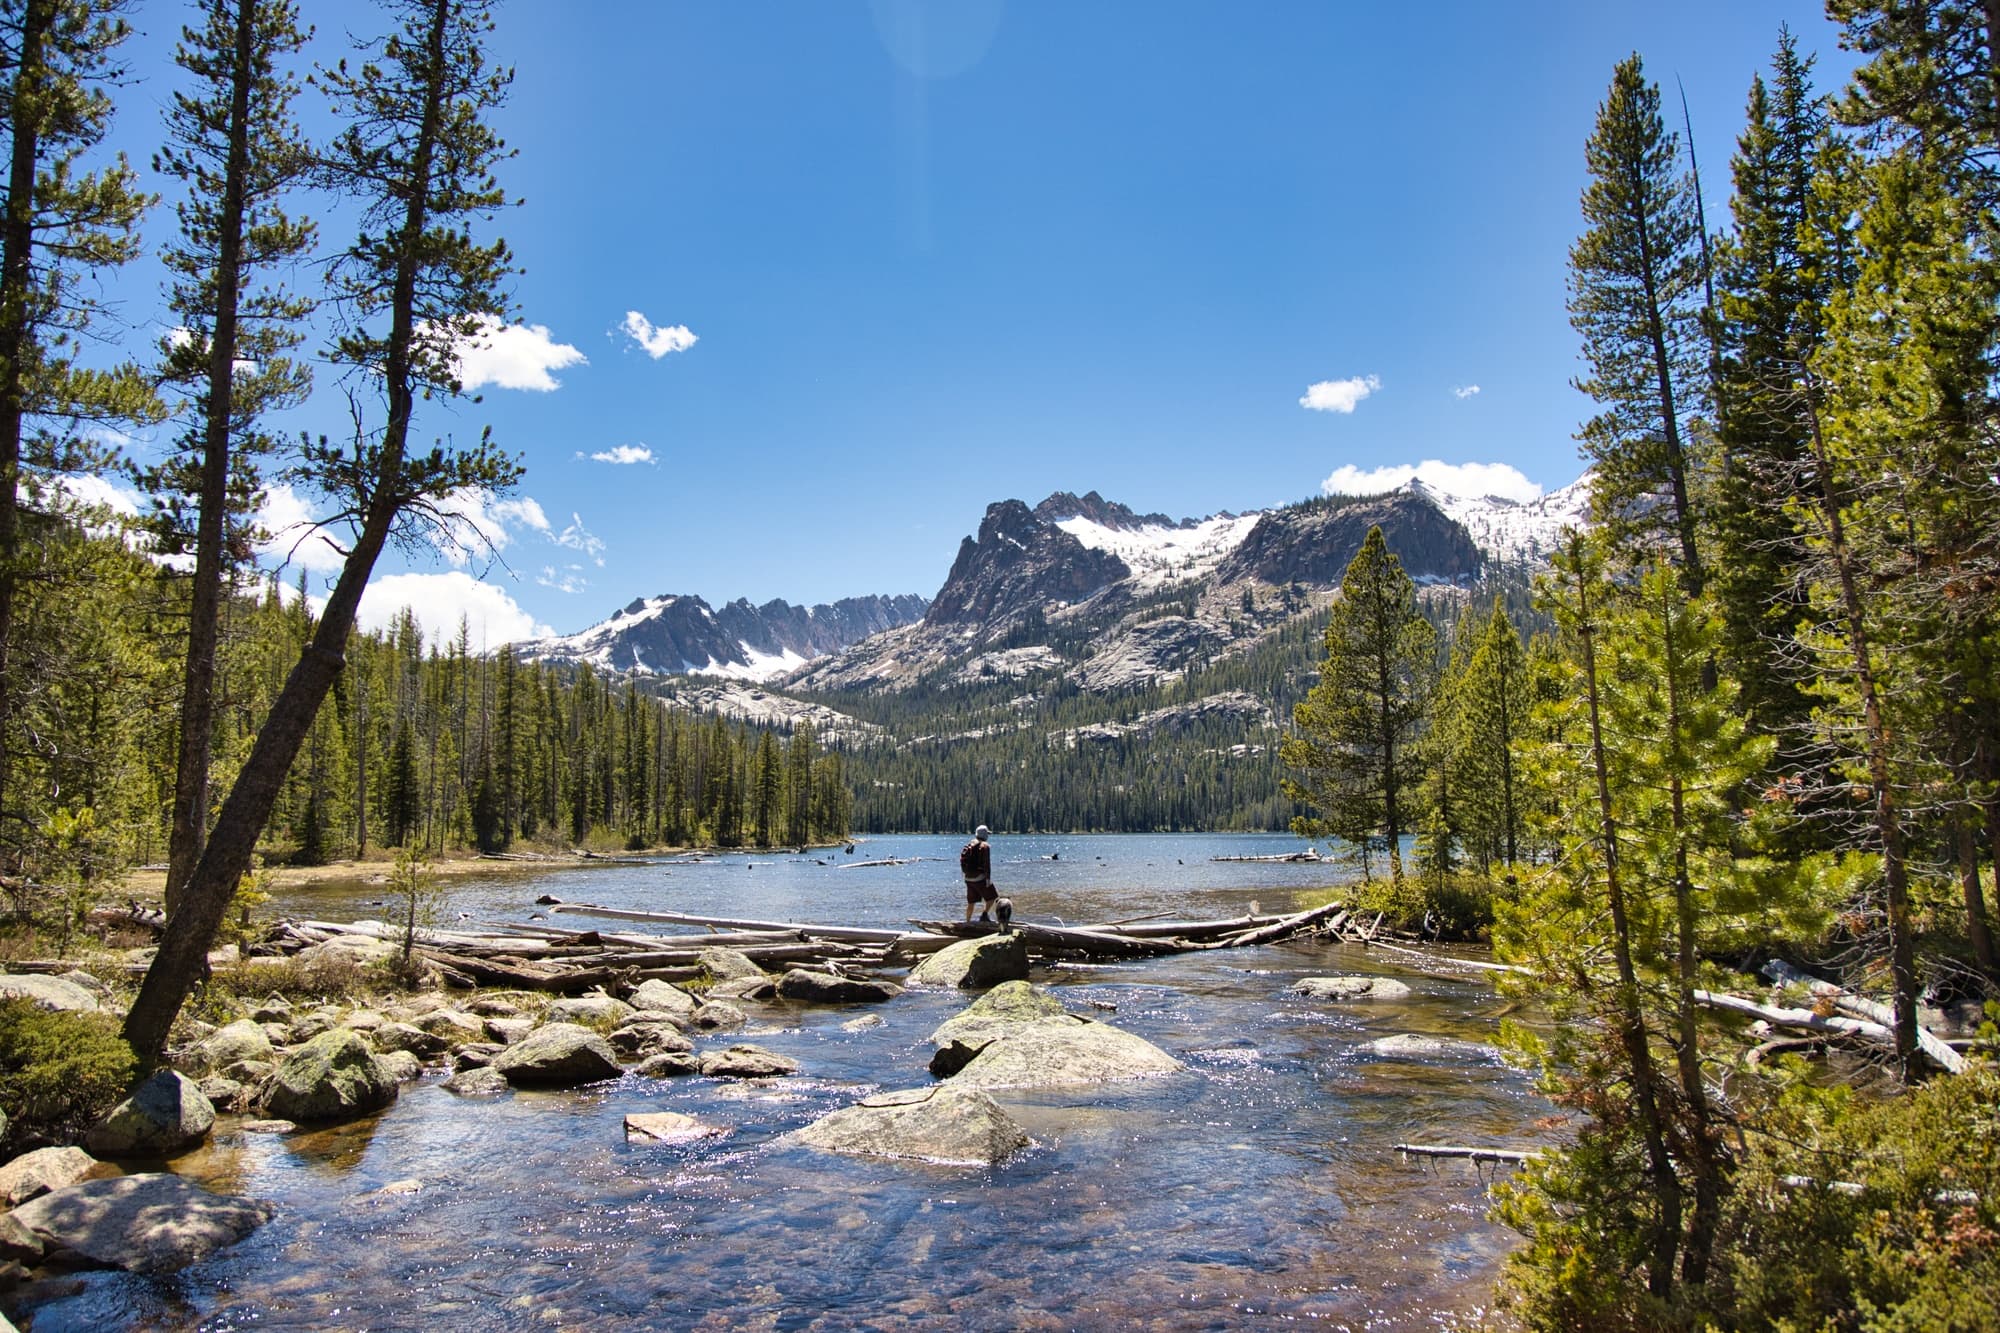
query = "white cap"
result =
(975, 825, 990, 841)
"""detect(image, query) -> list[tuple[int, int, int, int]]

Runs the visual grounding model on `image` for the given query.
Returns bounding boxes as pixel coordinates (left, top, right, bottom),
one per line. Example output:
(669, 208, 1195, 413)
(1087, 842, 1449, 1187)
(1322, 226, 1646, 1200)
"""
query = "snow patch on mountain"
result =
(1053, 511, 1262, 591)
(1416, 473, 1593, 566)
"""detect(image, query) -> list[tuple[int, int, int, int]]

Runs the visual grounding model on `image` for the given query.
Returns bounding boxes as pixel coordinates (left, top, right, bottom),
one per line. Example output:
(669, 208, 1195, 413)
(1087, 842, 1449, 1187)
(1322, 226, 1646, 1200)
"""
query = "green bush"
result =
(1493, 1066, 2000, 1331)
(1347, 871, 1500, 940)
(0, 998, 137, 1147)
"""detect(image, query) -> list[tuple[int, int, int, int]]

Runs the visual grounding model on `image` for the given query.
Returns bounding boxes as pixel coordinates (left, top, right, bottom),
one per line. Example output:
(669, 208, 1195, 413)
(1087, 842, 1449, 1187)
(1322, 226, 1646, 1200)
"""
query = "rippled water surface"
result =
(22, 835, 1543, 1331)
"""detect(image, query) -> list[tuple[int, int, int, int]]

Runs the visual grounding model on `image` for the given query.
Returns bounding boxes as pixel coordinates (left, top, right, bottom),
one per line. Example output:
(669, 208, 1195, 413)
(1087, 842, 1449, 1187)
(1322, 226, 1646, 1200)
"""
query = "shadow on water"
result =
(18, 835, 1544, 1331)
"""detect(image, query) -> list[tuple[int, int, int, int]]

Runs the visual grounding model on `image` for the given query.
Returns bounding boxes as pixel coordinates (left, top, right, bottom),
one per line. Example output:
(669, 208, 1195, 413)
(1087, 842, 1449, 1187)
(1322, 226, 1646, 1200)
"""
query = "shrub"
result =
(0, 998, 137, 1148)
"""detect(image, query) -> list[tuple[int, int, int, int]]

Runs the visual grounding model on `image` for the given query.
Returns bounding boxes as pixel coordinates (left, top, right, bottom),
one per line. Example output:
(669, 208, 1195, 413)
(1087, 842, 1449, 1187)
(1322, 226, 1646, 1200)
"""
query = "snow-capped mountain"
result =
(1412, 473, 1594, 566)
(514, 592, 928, 682)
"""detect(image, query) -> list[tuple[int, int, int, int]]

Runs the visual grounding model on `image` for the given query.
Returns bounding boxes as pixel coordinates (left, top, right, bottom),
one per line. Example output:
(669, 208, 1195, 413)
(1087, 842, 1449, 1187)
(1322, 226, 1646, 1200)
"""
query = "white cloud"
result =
(621, 310, 698, 359)
(256, 483, 349, 572)
(1452, 384, 1481, 400)
(445, 314, 586, 392)
(1320, 459, 1544, 504)
(351, 571, 553, 648)
(54, 472, 143, 519)
(425, 488, 552, 566)
(555, 512, 605, 566)
(587, 444, 655, 466)
(1299, 374, 1381, 414)
(537, 564, 590, 594)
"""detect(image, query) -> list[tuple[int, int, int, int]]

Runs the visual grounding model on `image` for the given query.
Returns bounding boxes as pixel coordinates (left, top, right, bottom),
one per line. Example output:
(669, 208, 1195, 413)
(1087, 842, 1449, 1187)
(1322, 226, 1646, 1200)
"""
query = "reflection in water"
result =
(20, 836, 1540, 1331)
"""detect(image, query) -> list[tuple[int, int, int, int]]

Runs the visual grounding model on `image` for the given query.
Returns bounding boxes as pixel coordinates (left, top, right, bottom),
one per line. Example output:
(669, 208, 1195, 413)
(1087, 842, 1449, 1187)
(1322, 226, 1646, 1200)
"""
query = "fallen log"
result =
(1211, 851, 1323, 863)
(836, 856, 928, 869)
(1761, 959, 1965, 1076)
(1394, 1143, 1539, 1164)
(915, 919, 1185, 959)
(1693, 989, 1964, 1075)
(1214, 901, 1350, 949)
(1074, 912, 1286, 940)
(548, 903, 908, 943)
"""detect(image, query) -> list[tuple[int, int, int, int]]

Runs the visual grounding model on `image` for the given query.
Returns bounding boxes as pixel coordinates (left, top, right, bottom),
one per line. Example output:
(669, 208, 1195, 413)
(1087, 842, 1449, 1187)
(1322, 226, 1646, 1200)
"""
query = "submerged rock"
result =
(1291, 976, 1413, 1002)
(10, 1173, 272, 1274)
(623, 1111, 722, 1144)
(1362, 1033, 1495, 1061)
(698, 1044, 800, 1079)
(773, 969, 902, 1004)
(263, 1030, 399, 1124)
(83, 1071, 215, 1157)
(490, 1023, 620, 1088)
(791, 1085, 1029, 1166)
(907, 934, 1030, 990)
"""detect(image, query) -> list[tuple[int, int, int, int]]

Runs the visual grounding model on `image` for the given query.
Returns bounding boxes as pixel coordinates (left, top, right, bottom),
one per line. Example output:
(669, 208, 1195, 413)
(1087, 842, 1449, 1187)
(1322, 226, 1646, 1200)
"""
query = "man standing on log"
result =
(961, 825, 1000, 924)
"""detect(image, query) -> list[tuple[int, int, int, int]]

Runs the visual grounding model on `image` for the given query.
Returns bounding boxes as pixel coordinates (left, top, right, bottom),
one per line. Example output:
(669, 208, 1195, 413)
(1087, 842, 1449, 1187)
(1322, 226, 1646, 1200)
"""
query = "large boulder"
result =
(545, 995, 637, 1027)
(188, 1019, 273, 1074)
(928, 980, 1068, 1048)
(263, 1030, 400, 1124)
(490, 1023, 620, 1088)
(374, 1050, 425, 1084)
(627, 979, 697, 1020)
(691, 1001, 746, 1031)
(698, 1044, 800, 1079)
(10, 1173, 272, 1274)
(441, 1066, 510, 1097)
(609, 1019, 693, 1060)
(483, 1017, 535, 1045)
(790, 1086, 1029, 1166)
(908, 934, 1030, 990)
(0, 973, 98, 1012)
(0, 1147, 116, 1207)
(1290, 976, 1413, 1002)
(774, 969, 903, 1005)
(696, 948, 766, 982)
(928, 982, 1182, 1091)
(632, 1051, 699, 1079)
(84, 1071, 215, 1157)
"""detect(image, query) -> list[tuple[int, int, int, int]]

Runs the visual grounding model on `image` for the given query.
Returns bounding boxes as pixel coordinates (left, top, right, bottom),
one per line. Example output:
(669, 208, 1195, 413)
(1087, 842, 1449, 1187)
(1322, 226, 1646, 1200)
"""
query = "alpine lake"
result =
(23, 833, 1547, 1331)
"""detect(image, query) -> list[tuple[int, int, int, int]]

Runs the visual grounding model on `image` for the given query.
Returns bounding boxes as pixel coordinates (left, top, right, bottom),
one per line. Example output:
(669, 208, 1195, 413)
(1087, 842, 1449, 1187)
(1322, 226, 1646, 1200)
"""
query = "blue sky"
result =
(87, 0, 1856, 647)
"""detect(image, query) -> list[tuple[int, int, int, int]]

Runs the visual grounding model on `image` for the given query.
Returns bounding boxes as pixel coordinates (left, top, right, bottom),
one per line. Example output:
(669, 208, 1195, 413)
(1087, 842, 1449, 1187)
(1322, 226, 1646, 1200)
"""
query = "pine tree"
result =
(1456, 601, 1532, 871)
(1570, 55, 1711, 592)
(0, 0, 157, 864)
(1280, 525, 1436, 882)
(127, 0, 522, 1061)
(145, 0, 315, 913)
(1711, 30, 1840, 743)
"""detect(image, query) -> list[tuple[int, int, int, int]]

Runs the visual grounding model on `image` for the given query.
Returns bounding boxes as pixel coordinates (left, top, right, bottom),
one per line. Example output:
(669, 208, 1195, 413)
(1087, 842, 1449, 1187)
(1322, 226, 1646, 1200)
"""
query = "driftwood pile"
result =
(245, 897, 1371, 996)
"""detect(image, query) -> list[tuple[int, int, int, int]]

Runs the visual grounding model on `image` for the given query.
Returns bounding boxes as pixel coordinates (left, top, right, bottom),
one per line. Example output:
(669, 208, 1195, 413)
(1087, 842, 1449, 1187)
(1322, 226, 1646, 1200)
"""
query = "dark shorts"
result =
(964, 876, 998, 905)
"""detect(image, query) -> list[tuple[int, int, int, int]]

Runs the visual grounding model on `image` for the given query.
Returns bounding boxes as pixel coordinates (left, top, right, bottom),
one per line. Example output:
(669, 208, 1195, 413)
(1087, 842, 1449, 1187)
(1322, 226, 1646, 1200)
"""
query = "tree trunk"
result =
(166, 0, 259, 916)
(1571, 542, 1682, 1296)
(124, 0, 454, 1063)
(1804, 394, 1921, 1079)
(0, 0, 54, 860)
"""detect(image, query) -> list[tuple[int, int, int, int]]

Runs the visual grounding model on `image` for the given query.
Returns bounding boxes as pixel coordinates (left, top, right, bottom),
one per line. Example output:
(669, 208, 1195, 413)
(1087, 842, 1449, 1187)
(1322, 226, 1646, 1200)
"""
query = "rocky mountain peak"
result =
(924, 499, 1131, 629)
(1032, 490, 1181, 531)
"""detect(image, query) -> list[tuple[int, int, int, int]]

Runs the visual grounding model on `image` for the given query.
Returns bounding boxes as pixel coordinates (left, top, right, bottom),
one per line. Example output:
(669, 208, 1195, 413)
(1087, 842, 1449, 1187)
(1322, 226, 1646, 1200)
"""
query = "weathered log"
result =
(836, 856, 927, 869)
(1693, 988, 1964, 1074)
(1075, 913, 1286, 940)
(549, 903, 907, 943)
(914, 918, 1183, 959)
(1394, 1143, 1538, 1164)
(1761, 959, 1965, 1076)
(1214, 901, 1350, 948)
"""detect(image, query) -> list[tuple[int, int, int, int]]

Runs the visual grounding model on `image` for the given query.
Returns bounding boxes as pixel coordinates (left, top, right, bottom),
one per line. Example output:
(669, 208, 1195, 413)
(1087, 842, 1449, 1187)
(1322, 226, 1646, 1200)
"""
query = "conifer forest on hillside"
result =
(0, 2, 1998, 1329)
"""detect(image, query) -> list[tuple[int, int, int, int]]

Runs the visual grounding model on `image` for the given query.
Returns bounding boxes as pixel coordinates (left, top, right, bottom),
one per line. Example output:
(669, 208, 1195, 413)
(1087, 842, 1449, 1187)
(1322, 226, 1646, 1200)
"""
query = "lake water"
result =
(21, 834, 1545, 1331)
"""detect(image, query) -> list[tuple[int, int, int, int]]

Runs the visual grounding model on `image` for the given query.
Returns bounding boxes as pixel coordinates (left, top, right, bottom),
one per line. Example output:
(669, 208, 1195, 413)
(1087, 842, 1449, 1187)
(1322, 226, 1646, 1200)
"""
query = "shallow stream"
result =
(22, 834, 1544, 1331)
